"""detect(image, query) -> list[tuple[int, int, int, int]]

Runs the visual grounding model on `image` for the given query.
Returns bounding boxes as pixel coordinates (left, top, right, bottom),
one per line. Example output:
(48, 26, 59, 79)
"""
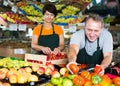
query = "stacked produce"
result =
(0, 12, 34, 24)
(46, 63, 120, 86)
(0, 58, 56, 85)
(0, 56, 120, 86)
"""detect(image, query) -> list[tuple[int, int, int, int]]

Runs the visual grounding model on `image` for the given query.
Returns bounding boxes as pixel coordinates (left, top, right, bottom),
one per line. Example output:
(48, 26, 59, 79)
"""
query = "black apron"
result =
(77, 36, 103, 68)
(37, 24, 59, 54)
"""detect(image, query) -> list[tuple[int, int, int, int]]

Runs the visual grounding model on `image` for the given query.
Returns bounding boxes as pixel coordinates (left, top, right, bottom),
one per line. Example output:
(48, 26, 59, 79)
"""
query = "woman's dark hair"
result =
(42, 3, 57, 17)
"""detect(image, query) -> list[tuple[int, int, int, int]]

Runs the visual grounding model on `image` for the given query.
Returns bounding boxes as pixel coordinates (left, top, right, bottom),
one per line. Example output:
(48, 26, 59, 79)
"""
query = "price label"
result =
(14, 49, 26, 54)
(69, 24, 76, 33)
(11, 6, 17, 13)
(18, 24, 27, 31)
(3, 1, 8, 6)
(9, 24, 17, 31)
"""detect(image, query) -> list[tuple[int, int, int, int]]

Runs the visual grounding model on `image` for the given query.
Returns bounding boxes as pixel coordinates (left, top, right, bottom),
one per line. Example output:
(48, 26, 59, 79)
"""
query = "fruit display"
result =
(0, 12, 34, 24)
(104, 15, 115, 24)
(47, 66, 120, 86)
(0, 57, 31, 69)
(0, 56, 120, 86)
(16, 1, 28, 7)
(0, 6, 11, 12)
(19, 5, 43, 17)
(55, 4, 66, 10)
(0, 59, 53, 85)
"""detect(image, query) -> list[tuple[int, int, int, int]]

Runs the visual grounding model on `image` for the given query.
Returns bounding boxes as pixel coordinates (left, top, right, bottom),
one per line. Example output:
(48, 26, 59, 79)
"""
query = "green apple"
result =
(110, 84, 116, 86)
(62, 78, 73, 86)
(51, 77, 63, 85)
(67, 74, 76, 80)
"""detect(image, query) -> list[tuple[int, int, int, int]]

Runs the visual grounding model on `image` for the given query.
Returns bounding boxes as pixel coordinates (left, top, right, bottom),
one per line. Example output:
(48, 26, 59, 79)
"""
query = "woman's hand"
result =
(53, 47, 61, 55)
(41, 46, 52, 54)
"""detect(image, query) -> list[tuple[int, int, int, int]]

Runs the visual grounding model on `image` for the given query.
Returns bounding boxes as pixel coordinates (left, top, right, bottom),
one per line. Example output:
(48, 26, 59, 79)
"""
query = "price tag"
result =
(3, 1, 8, 6)
(0, 26, 7, 30)
(18, 24, 27, 31)
(9, 24, 17, 31)
(69, 24, 76, 33)
(11, 6, 17, 13)
(14, 49, 26, 54)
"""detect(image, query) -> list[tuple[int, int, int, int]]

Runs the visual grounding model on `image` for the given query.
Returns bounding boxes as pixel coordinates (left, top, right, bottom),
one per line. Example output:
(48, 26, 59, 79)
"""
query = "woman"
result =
(31, 3, 64, 55)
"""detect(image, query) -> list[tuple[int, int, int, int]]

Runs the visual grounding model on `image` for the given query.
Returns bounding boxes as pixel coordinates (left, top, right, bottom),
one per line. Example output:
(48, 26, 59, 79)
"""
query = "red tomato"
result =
(113, 77, 120, 86)
(80, 70, 91, 80)
(78, 64, 88, 69)
(68, 63, 79, 74)
(94, 65, 102, 74)
(73, 75, 85, 86)
(84, 79, 92, 86)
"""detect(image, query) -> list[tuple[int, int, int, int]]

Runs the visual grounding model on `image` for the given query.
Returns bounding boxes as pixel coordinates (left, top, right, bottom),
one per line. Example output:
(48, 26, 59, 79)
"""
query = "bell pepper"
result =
(92, 75, 102, 84)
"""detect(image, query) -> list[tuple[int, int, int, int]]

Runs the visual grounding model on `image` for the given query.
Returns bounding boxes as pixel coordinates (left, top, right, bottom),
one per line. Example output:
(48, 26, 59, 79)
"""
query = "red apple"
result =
(28, 74, 38, 82)
(46, 63, 55, 71)
(17, 74, 28, 84)
(6, 70, 14, 78)
(9, 74, 17, 83)
(37, 67, 45, 75)
(45, 67, 52, 75)
(25, 67, 32, 73)
(51, 71, 60, 78)
(18, 68, 26, 73)
(0, 68, 8, 74)
(32, 63, 40, 72)
(2, 82, 11, 86)
(0, 70, 6, 80)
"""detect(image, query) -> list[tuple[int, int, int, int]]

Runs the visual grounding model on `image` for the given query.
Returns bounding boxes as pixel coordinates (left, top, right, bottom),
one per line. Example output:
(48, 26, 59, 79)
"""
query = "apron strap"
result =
(40, 24, 55, 36)
(40, 24, 43, 36)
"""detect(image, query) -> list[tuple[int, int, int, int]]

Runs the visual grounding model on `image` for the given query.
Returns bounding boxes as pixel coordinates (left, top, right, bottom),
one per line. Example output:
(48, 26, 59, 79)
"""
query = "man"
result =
(67, 13, 113, 74)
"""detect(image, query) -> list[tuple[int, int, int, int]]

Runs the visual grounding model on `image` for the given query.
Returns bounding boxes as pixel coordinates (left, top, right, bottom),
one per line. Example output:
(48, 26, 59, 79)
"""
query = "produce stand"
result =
(0, 0, 120, 86)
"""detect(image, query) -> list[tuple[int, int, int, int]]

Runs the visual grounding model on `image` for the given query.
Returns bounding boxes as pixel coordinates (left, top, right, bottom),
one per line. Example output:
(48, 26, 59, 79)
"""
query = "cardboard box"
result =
(0, 47, 31, 59)
(25, 53, 68, 65)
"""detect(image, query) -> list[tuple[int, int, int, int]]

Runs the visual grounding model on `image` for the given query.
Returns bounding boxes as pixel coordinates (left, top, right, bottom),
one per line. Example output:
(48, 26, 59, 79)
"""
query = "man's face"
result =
(85, 18, 102, 42)
(43, 11, 55, 23)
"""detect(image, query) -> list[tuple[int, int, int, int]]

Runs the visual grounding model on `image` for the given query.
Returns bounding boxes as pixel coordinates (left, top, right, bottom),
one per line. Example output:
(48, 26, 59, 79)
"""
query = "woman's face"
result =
(43, 11, 55, 23)
(85, 18, 102, 42)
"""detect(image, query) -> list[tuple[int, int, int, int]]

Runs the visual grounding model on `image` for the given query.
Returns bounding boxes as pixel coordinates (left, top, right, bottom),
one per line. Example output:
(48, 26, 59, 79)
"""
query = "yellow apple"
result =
(17, 74, 28, 84)
(28, 74, 38, 82)
(25, 67, 32, 73)
(9, 74, 17, 83)
(32, 63, 40, 72)
(51, 71, 60, 78)
(59, 67, 69, 75)
(45, 67, 52, 75)
(0, 70, 6, 80)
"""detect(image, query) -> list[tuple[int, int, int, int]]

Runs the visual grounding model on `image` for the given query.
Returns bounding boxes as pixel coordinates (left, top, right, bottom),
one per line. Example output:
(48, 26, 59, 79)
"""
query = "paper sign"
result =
(14, 49, 26, 54)
(18, 24, 27, 31)
(69, 24, 76, 33)
(9, 24, 17, 31)
(3, 1, 8, 6)
(11, 6, 17, 13)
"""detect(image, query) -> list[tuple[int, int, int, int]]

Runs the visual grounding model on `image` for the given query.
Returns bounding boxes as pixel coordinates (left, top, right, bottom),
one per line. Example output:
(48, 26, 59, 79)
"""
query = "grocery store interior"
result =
(0, 0, 120, 85)
(0, 0, 120, 61)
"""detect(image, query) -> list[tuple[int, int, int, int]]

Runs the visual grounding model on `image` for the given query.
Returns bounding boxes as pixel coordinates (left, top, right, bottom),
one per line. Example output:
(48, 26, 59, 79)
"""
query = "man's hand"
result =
(66, 62, 79, 74)
(94, 64, 104, 76)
